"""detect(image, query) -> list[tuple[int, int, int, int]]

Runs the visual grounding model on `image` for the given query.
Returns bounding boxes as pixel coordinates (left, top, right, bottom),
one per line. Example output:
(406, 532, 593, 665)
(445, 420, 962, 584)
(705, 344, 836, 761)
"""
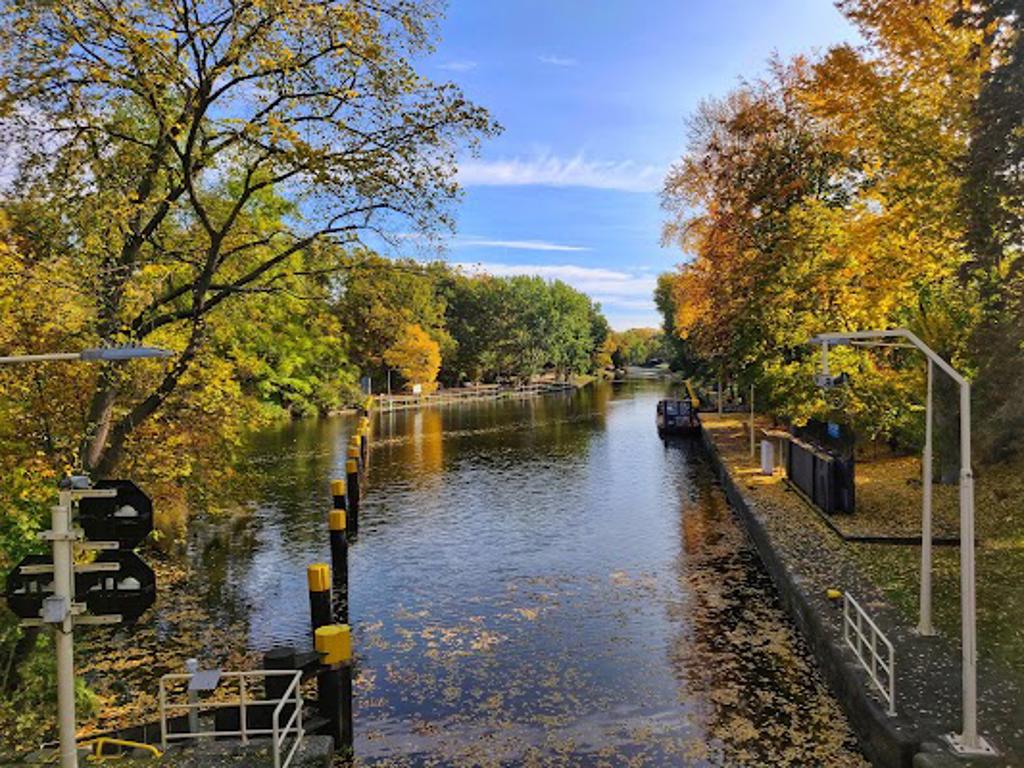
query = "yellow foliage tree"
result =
(384, 324, 441, 394)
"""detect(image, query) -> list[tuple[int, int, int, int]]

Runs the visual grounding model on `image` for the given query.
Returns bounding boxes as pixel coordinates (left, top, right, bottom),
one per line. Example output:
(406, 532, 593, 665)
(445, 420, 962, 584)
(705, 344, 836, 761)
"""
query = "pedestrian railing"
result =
(158, 669, 305, 768)
(843, 592, 896, 715)
(378, 381, 574, 410)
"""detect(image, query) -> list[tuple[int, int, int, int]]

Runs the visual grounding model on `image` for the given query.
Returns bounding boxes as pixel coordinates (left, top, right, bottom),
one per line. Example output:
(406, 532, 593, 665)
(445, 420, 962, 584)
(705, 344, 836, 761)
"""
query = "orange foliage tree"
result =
(384, 324, 442, 394)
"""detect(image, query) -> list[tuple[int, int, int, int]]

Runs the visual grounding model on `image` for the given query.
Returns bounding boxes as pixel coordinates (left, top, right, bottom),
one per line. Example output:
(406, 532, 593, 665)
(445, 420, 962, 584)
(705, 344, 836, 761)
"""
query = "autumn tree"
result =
(0, 0, 497, 475)
(657, 1, 1000, 458)
(333, 254, 452, 385)
(384, 324, 441, 393)
(957, 1, 1024, 459)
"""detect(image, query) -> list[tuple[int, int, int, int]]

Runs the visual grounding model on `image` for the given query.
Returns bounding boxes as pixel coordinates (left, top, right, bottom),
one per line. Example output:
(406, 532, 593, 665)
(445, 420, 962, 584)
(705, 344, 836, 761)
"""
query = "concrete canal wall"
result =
(698, 417, 1020, 768)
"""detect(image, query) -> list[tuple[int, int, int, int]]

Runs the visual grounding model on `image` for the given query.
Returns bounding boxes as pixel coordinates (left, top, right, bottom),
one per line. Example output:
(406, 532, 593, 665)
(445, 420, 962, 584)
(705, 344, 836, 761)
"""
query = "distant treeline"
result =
(336, 255, 611, 393)
(606, 328, 670, 368)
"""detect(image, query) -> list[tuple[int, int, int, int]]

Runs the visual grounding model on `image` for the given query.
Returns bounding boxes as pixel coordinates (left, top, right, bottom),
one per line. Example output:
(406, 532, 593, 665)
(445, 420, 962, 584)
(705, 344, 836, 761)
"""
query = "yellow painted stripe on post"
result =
(345, 458, 358, 474)
(329, 509, 347, 531)
(307, 563, 331, 592)
(330, 478, 346, 496)
(347, 445, 360, 459)
(315, 624, 352, 665)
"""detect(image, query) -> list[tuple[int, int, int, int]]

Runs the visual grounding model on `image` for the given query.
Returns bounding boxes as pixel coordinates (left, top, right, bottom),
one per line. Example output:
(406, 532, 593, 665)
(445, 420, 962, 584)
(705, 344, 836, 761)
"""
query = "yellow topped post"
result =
(329, 509, 346, 531)
(315, 624, 353, 666)
(345, 457, 360, 535)
(314, 624, 354, 749)
(307, 562, 330, 593)
(307, 562, 332, 635)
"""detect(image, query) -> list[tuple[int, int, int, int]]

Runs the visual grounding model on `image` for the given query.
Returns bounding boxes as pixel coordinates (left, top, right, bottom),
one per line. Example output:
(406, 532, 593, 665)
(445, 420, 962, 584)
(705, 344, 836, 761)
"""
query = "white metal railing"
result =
(843, 593, 896, 715)
(158, 669, 305, 768)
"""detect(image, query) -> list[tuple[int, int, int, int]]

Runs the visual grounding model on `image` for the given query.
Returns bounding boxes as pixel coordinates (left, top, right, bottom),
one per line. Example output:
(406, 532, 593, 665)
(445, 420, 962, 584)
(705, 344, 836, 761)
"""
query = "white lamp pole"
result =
(809, 329, 992, 755)
(919, 360, 934, 636)
(0, 345, 173, 768)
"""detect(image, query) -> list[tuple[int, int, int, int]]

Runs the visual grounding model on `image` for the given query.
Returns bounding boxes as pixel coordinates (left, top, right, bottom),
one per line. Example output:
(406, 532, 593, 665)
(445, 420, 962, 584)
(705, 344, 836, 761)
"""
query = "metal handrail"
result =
(272, 671, 305, 768)
(843, 593, 896, 715)
(158, 669, 304, 768)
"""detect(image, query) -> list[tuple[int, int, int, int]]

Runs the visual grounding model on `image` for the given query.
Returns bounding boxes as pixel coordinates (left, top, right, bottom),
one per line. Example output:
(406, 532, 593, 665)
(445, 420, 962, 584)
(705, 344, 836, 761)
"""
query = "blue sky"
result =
(404, 1, 860, 330)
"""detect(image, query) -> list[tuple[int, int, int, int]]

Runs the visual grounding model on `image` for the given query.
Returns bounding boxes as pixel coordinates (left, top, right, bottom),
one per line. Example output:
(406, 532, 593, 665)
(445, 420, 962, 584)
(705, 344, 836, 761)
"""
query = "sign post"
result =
(51, 485, 77, 768)
(0, 345, 171, 767)
(5, 479, 157, 768)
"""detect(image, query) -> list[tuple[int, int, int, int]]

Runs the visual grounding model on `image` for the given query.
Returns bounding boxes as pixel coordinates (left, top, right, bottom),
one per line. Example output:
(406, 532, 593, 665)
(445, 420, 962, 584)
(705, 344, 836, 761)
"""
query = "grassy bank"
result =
(704, 413, 1024, 673)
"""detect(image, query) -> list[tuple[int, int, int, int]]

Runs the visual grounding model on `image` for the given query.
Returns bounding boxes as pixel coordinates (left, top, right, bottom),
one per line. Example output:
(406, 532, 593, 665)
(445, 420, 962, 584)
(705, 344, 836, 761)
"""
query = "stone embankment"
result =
(700, 414, 1022, 768)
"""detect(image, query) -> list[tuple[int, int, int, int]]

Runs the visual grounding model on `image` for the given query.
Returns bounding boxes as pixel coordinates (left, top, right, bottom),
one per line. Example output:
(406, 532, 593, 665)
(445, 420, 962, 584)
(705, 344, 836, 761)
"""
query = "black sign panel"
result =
(78, 480, 153, 548)
(77, 551, 156, 621)
(5, 555, 56, 619)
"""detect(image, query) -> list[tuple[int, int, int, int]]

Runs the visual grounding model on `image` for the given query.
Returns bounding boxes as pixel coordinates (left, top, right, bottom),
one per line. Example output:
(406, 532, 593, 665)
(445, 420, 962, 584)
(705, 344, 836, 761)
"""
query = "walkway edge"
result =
(701, 429, 920, 768)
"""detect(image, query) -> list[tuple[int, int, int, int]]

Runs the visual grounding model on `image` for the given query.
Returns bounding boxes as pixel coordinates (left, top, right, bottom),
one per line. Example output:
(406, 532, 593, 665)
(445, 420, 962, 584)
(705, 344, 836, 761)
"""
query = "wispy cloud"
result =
(454, 237, 589, 253)
(458, 152, 662, 193)
(455, 262, 657, 303)
(438, 60, 478, 72)
(538, 54, 578, 67)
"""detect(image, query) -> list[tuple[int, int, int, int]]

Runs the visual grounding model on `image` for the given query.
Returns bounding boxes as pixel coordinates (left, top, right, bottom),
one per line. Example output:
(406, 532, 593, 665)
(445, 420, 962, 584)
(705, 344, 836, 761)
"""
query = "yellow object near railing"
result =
(83, 737, 162, 761)
(684, 379, 701, 409)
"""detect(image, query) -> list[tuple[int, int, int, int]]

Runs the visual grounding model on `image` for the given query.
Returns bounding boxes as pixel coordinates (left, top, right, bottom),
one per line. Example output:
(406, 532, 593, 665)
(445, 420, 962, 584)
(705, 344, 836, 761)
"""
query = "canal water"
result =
(187, 381, 867, 766)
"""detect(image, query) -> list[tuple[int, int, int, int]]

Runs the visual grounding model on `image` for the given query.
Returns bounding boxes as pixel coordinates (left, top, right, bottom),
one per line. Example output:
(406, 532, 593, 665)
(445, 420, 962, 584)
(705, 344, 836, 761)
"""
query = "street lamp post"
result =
(0, 345, 173, 768)
(809, 329, 993, 756)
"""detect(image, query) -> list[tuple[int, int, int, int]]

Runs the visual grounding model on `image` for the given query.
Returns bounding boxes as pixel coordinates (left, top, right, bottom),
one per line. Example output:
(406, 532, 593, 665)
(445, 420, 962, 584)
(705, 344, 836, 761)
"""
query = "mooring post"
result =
(307, 563, 332, 637)
(358, 416, 370, 467)
(330, 478, 346, 512)
(314, 624, 354, 754)
(347, 436, 364, 502)
(261, 646, 297, 731)
(328, 509, 348, 623)
(346, 457, 360, 535)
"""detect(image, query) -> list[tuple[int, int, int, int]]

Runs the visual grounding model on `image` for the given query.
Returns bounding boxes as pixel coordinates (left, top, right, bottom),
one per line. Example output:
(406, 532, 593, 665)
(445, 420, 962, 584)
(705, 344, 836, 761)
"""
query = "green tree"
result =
(333, 254, 451, 386)
(0, 0, 497, 475)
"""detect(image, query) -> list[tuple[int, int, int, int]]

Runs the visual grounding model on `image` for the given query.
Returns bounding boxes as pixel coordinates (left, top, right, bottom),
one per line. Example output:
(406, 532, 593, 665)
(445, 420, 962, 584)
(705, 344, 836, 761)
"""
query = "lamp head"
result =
(80, 345, 174, 361)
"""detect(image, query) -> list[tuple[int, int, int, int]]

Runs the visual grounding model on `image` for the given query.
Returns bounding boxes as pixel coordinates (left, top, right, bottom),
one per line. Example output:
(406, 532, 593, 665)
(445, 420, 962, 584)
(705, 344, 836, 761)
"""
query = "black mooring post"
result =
(260, 646, 297, 731)
(345, 457, 360, 535)
(347, 441, 363, 481)
(307, 563, 332, 637)
(328, 509, 348, 623)
(330, 478, 346, 512)
(314, 625, 354, 754)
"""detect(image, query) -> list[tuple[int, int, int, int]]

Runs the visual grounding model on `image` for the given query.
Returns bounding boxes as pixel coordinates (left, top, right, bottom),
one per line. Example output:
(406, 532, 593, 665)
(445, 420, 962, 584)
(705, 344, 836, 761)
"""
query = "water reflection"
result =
(89, 382, 866, 765)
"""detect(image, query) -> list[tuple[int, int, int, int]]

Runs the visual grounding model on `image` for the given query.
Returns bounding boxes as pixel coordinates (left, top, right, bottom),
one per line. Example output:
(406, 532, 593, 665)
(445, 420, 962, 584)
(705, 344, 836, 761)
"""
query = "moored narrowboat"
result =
(656, 398, 701, 437)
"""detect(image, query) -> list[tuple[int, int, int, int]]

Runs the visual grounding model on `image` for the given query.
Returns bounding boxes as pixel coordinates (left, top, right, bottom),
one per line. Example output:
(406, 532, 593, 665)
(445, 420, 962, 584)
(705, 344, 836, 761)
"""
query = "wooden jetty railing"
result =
(376, 381, 575, 411)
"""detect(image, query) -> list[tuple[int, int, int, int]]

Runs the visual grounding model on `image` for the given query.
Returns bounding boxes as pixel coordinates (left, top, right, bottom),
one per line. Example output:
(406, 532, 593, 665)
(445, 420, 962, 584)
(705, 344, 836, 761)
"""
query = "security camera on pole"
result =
(1, 345, 172, 768)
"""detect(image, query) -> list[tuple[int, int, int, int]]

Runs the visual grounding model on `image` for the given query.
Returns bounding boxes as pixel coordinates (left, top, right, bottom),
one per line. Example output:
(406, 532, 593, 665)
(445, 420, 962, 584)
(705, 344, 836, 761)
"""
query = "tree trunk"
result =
(81, 364, 122, 474)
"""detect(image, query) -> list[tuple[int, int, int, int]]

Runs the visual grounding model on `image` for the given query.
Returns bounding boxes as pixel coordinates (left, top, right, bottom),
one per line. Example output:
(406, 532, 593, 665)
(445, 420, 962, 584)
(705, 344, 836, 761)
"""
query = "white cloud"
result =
(438, 60, 478, 72)
(538, 54, 578, 67)
(458, 152, 662, 193)
(454, 237, 589, 253)
(455, 262, 657, 304)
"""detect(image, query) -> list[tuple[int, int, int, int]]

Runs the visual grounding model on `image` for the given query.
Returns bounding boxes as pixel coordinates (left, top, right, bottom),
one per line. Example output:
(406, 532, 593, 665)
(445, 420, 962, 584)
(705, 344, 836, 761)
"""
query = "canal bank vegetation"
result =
(656, 0, 1024, 713)
(334, 253, 611, 391)
(605, 328, 671, 368)
(0, 0, 610, 750)
(657, 0, 1023, 470)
